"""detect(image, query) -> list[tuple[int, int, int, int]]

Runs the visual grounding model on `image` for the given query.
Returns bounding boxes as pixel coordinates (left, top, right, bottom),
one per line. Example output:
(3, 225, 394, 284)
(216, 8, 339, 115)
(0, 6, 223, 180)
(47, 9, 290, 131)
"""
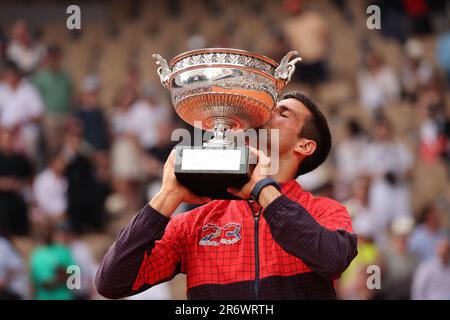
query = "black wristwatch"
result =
(251, 178, 281, 203)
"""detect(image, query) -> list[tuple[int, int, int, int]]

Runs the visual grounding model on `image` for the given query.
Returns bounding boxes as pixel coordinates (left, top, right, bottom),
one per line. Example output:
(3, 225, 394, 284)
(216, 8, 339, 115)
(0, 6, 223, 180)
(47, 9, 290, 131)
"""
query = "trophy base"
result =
(174, 145, 250, 199)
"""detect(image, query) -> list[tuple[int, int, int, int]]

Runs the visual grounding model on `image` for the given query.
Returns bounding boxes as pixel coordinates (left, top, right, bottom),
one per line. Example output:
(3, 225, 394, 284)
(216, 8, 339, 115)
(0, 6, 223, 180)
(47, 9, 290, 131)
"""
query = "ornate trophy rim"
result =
(152, 48, 302, 139)
(169, 47, 279, 68)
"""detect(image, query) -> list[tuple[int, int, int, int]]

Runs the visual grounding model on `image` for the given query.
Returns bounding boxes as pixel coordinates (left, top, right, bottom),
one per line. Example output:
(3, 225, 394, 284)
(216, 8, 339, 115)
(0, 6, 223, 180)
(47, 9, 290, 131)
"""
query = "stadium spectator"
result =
(419, 114, 445, 163)
(357, 50, 400, 117)
(122, 66, 141, 97)
(401, 38, 433, 101)
(403, 0, 432, 35)
(436, 28, 450, 88)
(338, 215, 379, 300)
(29, 222, 75, 300)
(0, 128, 32, 235)
(110, 87, 145, 211)
(136, 83, 172, 150)
(0, 227, 29, 299)
(6, 20, 45, 75)
(413, 69, 448, 162)
(409, 204, 447, 262)
(363, 118, 413, 233)
(376, 0, 409, 43)
(335, 119, 369, 200)
(32, 45, 72, 154)
(411, 237, 450, 299)
(344, 177, 371, 215)
(0, 59, 44, 161)
(62, 119, 106, 233)
(283, 9, 330, 85)
(378, 216, 419, 300)
(31, 45, 72, 116)
(32, 150, 68, 223)
(73, 75, 109, 152)
(54, 221, 97, 300)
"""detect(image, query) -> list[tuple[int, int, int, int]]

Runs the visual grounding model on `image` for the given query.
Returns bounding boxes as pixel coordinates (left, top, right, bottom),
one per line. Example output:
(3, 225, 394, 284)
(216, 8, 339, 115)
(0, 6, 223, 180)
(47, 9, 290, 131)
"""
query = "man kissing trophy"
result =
(153, 48, 301, 198)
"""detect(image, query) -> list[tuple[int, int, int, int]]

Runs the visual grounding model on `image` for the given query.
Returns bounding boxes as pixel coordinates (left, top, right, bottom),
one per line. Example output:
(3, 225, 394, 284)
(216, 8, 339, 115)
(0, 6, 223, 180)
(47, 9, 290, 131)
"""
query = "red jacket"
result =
(96, 180, 358, 299)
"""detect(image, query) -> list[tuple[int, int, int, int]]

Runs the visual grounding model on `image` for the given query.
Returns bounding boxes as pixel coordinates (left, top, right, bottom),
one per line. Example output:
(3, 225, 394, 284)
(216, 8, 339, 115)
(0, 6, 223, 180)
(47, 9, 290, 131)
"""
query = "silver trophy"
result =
(153, 48, 301, 198)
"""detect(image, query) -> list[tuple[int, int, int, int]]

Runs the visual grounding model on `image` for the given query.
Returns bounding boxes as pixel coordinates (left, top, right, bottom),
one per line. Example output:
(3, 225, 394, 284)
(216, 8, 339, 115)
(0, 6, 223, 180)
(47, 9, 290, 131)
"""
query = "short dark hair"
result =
(281, 91, 332, 177)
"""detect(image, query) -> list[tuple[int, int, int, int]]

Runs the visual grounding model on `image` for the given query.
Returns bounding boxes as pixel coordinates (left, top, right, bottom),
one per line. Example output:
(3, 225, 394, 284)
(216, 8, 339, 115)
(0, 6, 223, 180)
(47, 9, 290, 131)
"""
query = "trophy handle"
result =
(274, 51, 302, 88)
(152, 53, 172, 88)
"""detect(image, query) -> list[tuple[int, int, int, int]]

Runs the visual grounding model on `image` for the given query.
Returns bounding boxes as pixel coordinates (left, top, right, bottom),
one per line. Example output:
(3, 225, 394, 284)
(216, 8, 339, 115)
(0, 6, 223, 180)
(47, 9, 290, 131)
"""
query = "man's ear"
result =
(294, 138, 316, 157)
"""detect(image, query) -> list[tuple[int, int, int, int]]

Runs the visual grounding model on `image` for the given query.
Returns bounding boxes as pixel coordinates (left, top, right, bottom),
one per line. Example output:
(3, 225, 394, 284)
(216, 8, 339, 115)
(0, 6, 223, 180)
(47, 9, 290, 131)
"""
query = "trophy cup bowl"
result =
(153, 48, 301, 198)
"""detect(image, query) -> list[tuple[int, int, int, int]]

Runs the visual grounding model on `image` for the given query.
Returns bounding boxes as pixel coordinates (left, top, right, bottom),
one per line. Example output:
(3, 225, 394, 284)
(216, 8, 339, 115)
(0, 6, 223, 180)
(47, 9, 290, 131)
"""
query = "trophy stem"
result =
(203, 118, 234, 147)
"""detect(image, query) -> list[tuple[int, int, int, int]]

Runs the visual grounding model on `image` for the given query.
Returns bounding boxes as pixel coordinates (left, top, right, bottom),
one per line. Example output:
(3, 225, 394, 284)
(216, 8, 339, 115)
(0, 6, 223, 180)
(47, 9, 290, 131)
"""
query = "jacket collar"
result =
(280, 179, 304, 198)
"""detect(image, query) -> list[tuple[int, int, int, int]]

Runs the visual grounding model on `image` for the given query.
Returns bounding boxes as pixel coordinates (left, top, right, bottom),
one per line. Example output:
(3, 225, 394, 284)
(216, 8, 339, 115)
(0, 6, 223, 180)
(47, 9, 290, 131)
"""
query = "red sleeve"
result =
(132, 214, 183, 291)
(313, 197, 354, 233)
(95, 205, 183, 299)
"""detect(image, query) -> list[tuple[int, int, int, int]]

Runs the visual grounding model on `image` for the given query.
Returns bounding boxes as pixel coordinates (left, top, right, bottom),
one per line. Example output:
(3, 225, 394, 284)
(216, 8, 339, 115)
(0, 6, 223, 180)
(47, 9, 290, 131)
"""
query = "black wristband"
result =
(251, 178, 281, 203)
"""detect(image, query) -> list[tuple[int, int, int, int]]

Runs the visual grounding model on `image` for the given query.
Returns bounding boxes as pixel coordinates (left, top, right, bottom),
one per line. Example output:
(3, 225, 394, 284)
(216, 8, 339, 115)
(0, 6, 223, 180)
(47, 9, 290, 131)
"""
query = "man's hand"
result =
(227, 147, 273, 200)
(149, 150, 211, 217)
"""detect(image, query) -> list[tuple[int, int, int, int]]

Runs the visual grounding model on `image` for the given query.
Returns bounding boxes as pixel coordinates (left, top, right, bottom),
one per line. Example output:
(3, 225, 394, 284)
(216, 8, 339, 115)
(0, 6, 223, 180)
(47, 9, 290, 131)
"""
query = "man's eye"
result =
(280, 112, 288, 118)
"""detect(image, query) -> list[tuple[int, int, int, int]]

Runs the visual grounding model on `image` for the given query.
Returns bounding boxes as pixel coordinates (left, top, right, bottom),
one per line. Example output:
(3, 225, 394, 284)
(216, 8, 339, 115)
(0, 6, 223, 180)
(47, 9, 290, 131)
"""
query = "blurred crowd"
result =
(0, 0, 450, 300)
(0, 17, 181, 300)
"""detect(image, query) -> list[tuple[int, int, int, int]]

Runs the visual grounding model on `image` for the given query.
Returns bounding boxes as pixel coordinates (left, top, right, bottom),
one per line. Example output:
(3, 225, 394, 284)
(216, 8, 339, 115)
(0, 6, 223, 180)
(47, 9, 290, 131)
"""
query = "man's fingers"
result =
(256, 149, 270, 166)
(164, 149, 176, 169)
(248, 146, 270, 167)
(248, 146, 258, 164)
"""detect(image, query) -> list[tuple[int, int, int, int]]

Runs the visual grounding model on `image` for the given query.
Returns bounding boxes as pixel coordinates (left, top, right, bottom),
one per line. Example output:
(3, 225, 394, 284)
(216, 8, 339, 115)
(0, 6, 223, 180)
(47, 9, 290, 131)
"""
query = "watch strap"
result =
(251, 178, 281, 202)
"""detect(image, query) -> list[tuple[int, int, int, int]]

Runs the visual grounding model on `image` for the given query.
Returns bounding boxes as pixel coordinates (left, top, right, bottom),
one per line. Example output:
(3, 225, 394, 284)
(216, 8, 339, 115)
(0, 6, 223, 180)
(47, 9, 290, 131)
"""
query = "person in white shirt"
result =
(32, 150, 68, 222)
(111, 84, 170, 151)
(0, 60, 44, 159)
(110, 87, 143, 181)
(401, 38, 433, 100)
(110, 87, 145, 211)
(411, 238, 450, 300)
(335, 119, 369, 200)
(363, 118, 413, 236)
(0, 232, 29, 299)
(6, 20, 45, 75)
(357, 50, 400, 116)
(134, 83, 171, 150)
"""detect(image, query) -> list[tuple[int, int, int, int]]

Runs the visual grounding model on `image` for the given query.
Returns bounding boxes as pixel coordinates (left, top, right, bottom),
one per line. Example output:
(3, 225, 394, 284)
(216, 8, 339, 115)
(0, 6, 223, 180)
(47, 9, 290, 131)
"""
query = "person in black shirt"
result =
(73, 75, 109, 152)
(0, 128, 32, 235)
(62, 120, 107, 233)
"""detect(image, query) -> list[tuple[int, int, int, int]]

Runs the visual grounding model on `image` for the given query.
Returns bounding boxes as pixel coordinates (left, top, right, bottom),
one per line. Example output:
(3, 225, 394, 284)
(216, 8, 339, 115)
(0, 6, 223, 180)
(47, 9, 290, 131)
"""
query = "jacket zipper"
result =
(248, 201, 262, 299)
(254, 213, 260, 299)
